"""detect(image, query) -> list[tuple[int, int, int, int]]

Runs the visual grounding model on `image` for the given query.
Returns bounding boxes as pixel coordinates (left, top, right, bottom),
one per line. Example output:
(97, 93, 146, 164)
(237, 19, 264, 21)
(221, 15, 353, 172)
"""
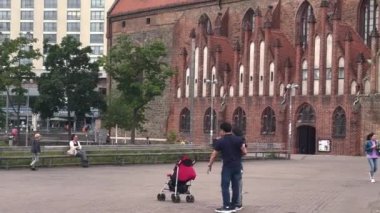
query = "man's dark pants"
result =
(221, 165, 242, 208)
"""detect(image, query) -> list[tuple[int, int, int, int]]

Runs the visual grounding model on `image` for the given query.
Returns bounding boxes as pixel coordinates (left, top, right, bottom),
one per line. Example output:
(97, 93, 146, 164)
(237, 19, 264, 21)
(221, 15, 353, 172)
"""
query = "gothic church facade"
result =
(108, 0, 380, 155)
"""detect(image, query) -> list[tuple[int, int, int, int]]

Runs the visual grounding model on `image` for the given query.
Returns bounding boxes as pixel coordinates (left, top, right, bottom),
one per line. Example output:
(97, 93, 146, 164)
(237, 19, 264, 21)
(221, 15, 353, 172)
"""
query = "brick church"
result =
(108, 0, 380, 156)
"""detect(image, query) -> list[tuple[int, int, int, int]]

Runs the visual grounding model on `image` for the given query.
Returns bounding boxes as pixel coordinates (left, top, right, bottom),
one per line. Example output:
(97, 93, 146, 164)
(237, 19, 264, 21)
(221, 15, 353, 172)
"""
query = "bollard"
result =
(8, 135, 13, 146)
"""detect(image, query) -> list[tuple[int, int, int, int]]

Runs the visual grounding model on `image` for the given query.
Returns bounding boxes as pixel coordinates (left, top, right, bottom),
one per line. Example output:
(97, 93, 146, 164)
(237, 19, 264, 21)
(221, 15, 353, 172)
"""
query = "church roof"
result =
(109, 0, 211, 16)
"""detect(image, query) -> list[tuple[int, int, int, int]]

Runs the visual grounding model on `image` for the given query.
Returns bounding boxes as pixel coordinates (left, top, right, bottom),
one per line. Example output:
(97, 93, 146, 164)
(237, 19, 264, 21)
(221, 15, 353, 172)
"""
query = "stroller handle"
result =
(177, 160, 196, 166)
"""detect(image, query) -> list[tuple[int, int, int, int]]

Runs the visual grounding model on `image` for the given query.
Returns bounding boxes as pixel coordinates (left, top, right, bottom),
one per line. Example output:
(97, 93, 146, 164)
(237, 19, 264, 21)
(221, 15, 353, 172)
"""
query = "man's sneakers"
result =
(215, 205, 245, 212)
(215, 206, 236, 213)
(371, 178, 376, 183)
(235, 205, 244, 211)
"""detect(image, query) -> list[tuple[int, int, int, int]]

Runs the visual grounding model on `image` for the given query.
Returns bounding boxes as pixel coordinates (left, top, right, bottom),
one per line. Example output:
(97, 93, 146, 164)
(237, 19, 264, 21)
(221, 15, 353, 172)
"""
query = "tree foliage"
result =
(34, 36, 106, 136)
(0, 36, 41, 136)
(104, 35, 173, 143)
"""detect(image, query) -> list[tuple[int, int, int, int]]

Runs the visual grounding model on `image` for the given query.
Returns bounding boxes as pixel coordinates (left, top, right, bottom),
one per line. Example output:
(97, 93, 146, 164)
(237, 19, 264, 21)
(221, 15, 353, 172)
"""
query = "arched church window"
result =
(199, 14, 212, 35)
(326, 0, 342, 23)
(179, 108, 191, 133)
(297, 104, 315, 124)
(297, 1, 314, 48)
(338, 58, 344, 79)
(239, 65, 244, 97)
(338, 57, 345, 95)
(359, 0, 379, 46)
(326, 34, 333, 95)
(314, 36, 320, 95)
(301, 60, 308, 95)
(204, 107, 216, 133)
(233, 107, 246, 134)
(259, 41, 265, 95)
(261, 107, 276, 135)
(242, 8, 255, 32)
(185, 68, 190, 97)
(332, 107, 346, 138)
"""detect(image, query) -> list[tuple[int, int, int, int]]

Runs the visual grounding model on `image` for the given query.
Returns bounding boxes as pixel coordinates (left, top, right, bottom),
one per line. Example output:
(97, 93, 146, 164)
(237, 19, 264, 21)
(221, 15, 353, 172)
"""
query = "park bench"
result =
(246, 142, 289, 159)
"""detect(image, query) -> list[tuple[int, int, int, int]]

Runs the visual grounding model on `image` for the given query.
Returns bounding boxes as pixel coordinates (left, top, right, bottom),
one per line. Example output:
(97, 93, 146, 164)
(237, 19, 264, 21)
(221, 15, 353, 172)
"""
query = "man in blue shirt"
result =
(208, 122, 247, 213)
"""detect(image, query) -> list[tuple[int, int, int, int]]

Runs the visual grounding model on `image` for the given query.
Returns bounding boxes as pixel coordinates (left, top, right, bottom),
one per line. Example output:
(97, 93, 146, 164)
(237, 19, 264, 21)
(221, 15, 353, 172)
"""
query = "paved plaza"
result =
(1, 154, 380, 213)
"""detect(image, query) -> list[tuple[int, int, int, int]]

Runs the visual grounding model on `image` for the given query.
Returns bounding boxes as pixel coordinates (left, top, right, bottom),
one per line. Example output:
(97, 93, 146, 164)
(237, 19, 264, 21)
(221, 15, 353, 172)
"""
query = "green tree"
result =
(104, 35, 173, 144)
(34, 36, 105, 137)
(0, 35, 41, 141)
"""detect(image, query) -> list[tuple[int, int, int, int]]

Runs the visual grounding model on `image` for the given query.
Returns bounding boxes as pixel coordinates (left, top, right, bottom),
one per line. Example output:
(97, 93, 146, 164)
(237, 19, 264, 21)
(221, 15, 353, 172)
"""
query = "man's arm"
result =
(208, 150, 219, 172)
(241, 143, 247, 156)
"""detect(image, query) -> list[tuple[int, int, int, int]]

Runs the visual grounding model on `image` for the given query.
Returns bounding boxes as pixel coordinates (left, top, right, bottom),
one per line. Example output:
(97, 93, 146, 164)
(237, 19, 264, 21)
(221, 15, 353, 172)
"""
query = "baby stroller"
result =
(157, 155, 196, 203)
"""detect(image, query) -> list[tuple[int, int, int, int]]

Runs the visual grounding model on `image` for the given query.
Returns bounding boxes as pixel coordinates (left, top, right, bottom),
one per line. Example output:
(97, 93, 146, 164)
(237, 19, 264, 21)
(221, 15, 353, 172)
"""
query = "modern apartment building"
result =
(0, 0, 114, 87)
(0, 0, 115, 133)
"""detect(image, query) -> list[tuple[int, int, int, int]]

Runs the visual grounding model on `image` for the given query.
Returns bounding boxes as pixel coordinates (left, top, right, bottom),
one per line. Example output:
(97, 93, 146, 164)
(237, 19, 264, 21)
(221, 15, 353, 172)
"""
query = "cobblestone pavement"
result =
(1, 154, 380, 213)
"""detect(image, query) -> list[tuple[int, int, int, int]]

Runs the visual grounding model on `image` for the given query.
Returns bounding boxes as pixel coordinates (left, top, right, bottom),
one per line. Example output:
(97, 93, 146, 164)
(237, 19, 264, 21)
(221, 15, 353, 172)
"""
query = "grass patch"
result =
(0, 141, 8, 146)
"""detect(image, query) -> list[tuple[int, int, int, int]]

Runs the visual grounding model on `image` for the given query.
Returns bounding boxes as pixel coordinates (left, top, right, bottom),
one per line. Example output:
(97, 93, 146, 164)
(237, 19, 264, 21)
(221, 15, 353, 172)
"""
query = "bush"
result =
(166, 131, 177, 144)
(0, 141, 8, 146)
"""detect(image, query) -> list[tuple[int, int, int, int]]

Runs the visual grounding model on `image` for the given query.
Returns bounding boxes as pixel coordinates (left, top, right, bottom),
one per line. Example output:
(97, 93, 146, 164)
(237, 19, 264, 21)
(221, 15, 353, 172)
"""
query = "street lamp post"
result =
(25, 88, 30, 147)
(286, 83, 299, 159)
(205, 79, 217, 145)
(23, 80, 32, 147)
(189, 30, 196, 144)
(5, 88, 9, 134)
(20, 32, 33, 146)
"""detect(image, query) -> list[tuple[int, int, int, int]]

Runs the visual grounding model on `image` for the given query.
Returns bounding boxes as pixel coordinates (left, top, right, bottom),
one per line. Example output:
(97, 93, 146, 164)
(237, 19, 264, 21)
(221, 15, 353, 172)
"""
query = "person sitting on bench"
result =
(67, 134, 89, 167)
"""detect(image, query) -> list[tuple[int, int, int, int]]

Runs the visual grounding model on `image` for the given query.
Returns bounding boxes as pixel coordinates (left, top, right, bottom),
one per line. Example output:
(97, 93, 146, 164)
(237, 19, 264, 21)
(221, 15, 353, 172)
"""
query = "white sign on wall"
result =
(318, 140, 331, 152)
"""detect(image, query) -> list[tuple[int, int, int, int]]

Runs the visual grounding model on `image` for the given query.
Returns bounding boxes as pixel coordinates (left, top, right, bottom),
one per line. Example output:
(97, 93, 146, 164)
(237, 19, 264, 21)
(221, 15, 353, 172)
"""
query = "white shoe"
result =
(235, 205, 243, 211)
(369, 172, 373, 181)
(371, 178, 376, 183)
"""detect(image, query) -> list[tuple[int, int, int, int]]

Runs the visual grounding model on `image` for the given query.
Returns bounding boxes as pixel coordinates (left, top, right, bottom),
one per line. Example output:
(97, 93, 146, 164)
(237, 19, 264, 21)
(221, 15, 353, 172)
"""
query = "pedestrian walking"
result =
(106, 133, 111, 144)
(146, 136, 151, 145)
(208, 122, 247, 213)
(30, 133, 41, 170)
(364, 132, 379, 183)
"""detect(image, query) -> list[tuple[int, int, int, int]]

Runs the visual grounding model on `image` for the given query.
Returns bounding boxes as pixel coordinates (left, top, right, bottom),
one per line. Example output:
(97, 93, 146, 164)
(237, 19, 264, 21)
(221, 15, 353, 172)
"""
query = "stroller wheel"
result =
(171, 193, 180, 203)
(186, 195, 195, 203)
(157, 193, 165, 201)
(175, 194, 180, 203)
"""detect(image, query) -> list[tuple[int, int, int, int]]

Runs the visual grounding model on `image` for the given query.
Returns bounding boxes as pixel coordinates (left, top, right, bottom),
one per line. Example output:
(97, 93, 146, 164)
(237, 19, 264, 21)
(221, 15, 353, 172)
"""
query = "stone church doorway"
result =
(297, 125, 316, 154)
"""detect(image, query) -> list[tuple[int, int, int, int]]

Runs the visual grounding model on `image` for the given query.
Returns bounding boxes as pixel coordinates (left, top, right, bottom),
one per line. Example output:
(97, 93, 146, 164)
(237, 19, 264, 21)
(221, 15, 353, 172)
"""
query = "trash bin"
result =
(8, 135, 13, 146)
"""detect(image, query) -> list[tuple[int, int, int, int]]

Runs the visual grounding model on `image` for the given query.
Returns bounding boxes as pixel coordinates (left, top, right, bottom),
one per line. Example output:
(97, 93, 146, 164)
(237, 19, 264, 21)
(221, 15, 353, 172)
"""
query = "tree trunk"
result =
(130, 109, 137, 144)
(131, 127, 136, 144)
(16, 111, 20, 146)
(67, 110, 72, 140)
(15, 101, 22, 146)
